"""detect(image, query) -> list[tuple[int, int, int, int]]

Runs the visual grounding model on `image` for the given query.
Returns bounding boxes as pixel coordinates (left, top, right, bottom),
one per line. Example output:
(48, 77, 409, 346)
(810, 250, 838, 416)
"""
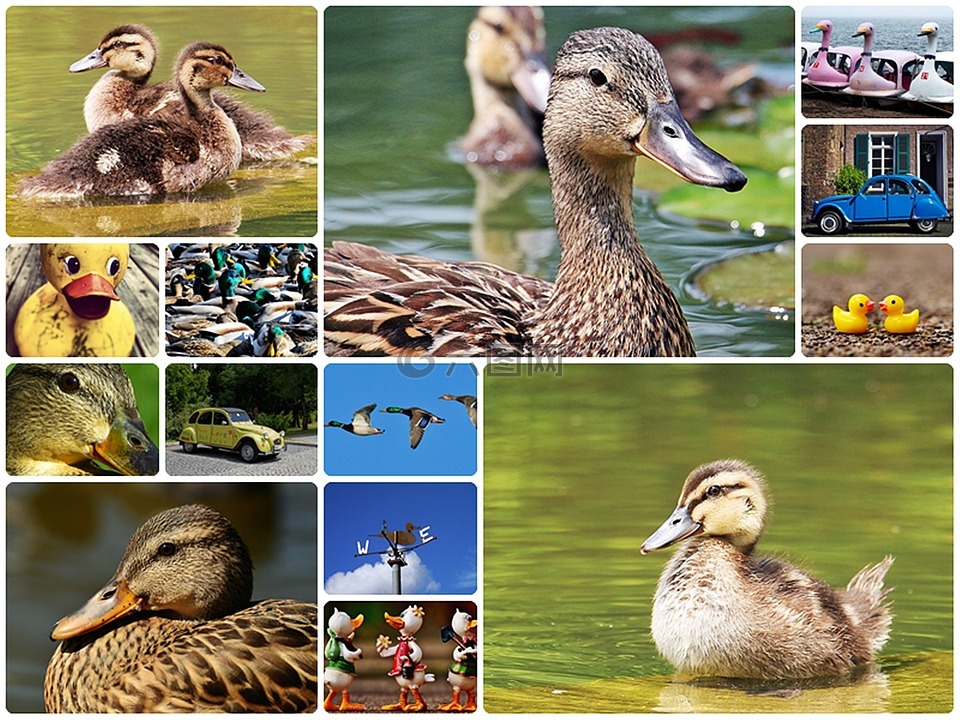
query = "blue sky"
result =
(324, 363, 477, 476)
(324, 482, 477, 594)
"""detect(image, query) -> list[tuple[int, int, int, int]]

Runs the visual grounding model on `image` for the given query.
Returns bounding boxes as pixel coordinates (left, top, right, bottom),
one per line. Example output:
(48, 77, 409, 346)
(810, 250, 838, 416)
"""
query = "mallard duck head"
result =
(40, 243, 128, 320)
(69, 24, 158, 81)
(50, 504, 254, 641)
(641, 459, 768, 554)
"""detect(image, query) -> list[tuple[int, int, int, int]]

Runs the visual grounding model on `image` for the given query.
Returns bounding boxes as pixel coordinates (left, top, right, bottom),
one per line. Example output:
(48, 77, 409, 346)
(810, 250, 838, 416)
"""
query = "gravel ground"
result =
(801, 244, 953, 357)
(164, 434, 318, 476)
(802, 220, 953, 239)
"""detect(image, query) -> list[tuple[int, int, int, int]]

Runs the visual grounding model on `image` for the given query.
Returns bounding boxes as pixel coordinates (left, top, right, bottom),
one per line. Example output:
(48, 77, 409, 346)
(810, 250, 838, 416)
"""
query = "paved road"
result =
(164, 433, 318, 477)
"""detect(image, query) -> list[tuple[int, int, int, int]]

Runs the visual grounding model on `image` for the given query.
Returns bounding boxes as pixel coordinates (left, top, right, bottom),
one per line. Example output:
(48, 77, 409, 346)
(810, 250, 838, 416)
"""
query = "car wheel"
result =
(180, 442, 196, 454)
(817, 210, 844, 235)
(911, 218, 938, 234)
(240, 442, 258, 463)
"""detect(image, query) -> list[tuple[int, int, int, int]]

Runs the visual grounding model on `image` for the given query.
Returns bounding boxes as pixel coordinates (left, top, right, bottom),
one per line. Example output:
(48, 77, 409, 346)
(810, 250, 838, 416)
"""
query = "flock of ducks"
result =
(165, 242, 318, 357)
(19, 24, 311, 199)
(325, 394, 477, 449)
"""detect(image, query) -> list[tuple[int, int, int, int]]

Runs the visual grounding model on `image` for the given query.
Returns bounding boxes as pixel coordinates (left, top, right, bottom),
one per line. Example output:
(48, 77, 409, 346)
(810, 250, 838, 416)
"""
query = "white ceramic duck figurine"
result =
(439, 609, 478, 712)
(377, 605, 435, 711)
(14, 243, 136, 357)
(323, 608, 365, 712)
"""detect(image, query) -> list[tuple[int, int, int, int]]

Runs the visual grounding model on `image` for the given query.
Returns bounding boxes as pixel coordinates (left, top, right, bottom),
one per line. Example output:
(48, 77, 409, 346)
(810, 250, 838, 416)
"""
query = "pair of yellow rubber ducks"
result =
(833, 293, 919, 334)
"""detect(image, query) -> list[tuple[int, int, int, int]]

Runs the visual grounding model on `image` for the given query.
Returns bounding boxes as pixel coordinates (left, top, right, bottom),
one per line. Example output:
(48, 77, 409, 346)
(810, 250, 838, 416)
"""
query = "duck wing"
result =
(408, 414, 427, 449)
(352, 403, 377, 430)
(324, 241, 551, 356)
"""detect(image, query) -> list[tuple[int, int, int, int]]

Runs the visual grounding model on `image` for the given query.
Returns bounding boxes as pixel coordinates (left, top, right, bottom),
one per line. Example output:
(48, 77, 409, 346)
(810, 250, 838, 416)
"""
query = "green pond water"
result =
(484, 364, 952, 712)
(324, 6, 796, 356)
(6, 6, 317, 237)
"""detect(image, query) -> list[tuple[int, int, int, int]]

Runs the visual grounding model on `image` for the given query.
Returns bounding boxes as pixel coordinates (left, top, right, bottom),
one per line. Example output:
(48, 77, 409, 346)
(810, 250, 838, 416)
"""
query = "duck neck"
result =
(178, 80, 217, 120)
(528, 153, 694, 356)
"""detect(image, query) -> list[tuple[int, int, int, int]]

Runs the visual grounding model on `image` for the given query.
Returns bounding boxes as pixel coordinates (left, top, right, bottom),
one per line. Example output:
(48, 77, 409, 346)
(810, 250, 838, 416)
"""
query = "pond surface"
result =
(324, 7, 795, 357)
(5, 482, 317, 712)
(6, 6, 317, 237)
(484, 364, 952, 712)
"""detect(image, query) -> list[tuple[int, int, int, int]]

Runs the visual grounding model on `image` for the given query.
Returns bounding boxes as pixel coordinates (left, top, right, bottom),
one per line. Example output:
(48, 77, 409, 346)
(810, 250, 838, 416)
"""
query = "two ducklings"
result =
(833, 293, 919, 334)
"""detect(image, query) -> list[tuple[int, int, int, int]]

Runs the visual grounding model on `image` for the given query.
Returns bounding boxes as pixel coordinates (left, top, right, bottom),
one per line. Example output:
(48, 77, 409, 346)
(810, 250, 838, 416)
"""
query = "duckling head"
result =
(641, 459, 767, 555)
(544, 27, 746, 192)
(328, 608, 364, 640)
(6, 364, 158, 476)
(50, 504, 253, 641)
(174, 42, 265, 95)
(69, 24, 157, 81)
(41, 243, 128, 320)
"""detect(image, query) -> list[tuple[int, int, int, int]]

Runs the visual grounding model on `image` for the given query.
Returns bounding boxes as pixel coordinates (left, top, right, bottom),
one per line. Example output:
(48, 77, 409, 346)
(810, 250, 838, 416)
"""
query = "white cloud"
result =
(325, 552, 440, 594)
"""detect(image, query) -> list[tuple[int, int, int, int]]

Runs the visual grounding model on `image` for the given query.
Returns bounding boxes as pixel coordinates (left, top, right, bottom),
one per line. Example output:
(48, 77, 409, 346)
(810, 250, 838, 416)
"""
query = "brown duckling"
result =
(460, 6, 551, 169)
(70, 25, 313, 162)
(19, 42, 265, 199)
(44, 504, 317, 712)
(641, 459, 894, 679)
(325, 27, 746, 357)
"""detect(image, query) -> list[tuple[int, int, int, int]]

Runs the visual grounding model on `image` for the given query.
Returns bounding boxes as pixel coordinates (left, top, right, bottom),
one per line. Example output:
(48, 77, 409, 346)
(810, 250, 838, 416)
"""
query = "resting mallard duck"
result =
(6, 364, 158, 476)
(641, 459, 894, 679)
(69, 25, 313, 162)
(438, 394, 478, 428)
(19, 42, 265, 199)
(381, 406, 445, 449)
(325, 27, 746, 357)
(44, 503, 317, 712)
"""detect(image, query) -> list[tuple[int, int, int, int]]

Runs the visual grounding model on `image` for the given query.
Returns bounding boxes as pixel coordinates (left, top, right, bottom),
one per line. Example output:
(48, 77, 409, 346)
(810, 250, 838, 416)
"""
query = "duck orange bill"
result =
(91, 416, 160, 476)
(640, 505, 702, 554)
(50, 577, 142, 641)
(633, 99, 747, 192)
(63, 274, 119, 320)
(384, 612, 405, 630)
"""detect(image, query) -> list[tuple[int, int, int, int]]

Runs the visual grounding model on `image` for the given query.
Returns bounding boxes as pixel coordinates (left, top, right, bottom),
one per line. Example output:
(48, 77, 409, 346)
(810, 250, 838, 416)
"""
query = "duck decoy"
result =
(69, 25, 313, 161)
(833, 293, 874, 334)
(381, 406, 445, 449)
(325, 27, 747, 357)
(6, 364, 158, 476)
(19, 42, 265, 199)
(439, 394, 478, 428)
(460, 6, 551, 169)
(14, 243, 136, 357)
(641, 459, 894, 679)
(324, 403, 385, 436)
(44, 504, 317, 712)
(879, 294, 919, 333)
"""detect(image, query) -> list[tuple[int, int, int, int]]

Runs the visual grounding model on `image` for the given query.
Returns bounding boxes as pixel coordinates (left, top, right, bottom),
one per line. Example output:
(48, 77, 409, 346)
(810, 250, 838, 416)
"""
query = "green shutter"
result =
(854, 134, 868, 173)
(895, 133, 911, 173)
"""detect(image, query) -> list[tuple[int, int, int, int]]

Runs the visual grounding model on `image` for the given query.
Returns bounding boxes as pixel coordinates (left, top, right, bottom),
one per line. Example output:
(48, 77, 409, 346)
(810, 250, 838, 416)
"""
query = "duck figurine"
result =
(324, 608, 365, 712)
(833, 293, 875, 334)
(14, 243, 136, 357)
(324, 403, 385, 436)
(439, 394, 478, 428)
(460, 6, 551, 169)
(44, 504, 317, 712)
(879, 294, 919, 333)
(6, 364, 158, 476)
(438, 609, 478, 712)
(377, 606, 435, 712)
(325, 27, 747, 357)
(641, 459, 894, 679)
(19, 42, 265, 199)
(70, 25, 313, 161)
(381, 406, 445, 449)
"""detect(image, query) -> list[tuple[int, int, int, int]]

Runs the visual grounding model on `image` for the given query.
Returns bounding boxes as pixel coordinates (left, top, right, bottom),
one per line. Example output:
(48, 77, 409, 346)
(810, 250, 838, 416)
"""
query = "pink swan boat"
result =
(843, 22, 903, 97)
(803, 20, 852, 88)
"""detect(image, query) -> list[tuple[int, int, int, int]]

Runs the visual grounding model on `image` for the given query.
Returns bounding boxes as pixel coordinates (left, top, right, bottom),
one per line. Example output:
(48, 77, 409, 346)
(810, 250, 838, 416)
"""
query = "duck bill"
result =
(229, 66, 266, 93)
(351, 614, 364, 630)
(63, 274, 120, 320)
(640, 505, 702, 554)
(634, 99, 747, 192)
(50, 577, 142, 641)
(878, 301, 887, 313)
(92, 416, 159, 476)
(511, 51, 551, 114)
(69, 48, 107, 73)
(384, 612, 405, 631)
(867, 300, 877, 313)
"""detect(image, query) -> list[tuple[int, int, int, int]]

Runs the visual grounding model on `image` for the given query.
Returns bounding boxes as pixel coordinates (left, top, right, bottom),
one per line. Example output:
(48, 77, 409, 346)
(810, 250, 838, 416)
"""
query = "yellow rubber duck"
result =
(879, 294, 919, 333)
(14, 243, 135, 356)
(832, 293, 874, 334)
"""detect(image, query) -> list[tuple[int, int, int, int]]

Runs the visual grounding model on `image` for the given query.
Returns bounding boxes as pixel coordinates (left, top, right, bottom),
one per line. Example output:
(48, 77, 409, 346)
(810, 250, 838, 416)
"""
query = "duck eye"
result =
(588, 68, 608, 86)
(58, 372, 80, 393)
(157, 542, 178, 557)
(106, 256, 121, 275)
(63, 256, 81, 275)
(706, 485, 722, 497)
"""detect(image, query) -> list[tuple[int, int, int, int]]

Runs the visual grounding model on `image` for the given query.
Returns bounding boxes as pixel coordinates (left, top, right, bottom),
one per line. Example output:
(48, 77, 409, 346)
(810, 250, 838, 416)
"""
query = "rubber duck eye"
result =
(589, 68, 608, 87)
(706, 485, 722, 497)
(58, 372, 80, 393)
(63, 256, 81, 275)
(106, 256, 121, 275)
(157, 542, 178, 557)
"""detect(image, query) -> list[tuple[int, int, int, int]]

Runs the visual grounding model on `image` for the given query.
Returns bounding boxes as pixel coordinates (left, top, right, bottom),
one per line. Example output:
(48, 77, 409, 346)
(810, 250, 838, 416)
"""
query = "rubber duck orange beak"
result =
(50, 576, 143, 641)
(63, 274, 120, 320)
(384, 612, 405, 631)
(866, 300, 876, 313)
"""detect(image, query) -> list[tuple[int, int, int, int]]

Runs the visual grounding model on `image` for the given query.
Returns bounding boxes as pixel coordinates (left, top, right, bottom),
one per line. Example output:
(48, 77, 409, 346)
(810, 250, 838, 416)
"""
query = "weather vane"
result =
(355, 521, 437, 594)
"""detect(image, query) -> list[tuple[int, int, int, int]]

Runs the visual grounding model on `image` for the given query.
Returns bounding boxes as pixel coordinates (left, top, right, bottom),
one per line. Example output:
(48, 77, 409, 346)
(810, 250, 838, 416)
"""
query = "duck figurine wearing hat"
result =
(324, 608, 365, 712)
(14, 243, 135, 357)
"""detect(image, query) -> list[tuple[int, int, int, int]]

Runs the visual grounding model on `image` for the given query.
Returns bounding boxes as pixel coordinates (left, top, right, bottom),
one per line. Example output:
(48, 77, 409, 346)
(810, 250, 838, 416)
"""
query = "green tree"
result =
(165, 364, 211, 441)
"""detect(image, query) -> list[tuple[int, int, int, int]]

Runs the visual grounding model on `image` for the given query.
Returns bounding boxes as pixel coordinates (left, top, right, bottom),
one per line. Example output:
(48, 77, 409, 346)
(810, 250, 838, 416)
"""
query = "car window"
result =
(188, 411, 199, 424)
(889, 179, 910, 195)
(864, 180, 885, 195)
(229, 410, 253, 423)
(198, 411, 212, 425)
(214, 412, 229, 426)
(911, 179, 930, 194)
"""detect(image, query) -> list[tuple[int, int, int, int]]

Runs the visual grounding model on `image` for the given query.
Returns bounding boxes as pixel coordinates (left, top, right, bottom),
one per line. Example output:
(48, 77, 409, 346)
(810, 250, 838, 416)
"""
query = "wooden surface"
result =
(5, 243, 160, 357)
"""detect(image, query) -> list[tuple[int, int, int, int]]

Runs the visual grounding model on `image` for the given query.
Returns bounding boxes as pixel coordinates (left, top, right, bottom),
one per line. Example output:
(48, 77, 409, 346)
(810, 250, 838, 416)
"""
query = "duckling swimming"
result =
(14, 243, 136, 357)
(19, 42, 265, 199)
(44, 504, 317, 712)
(641, 459, 894, 679)
(6, 364, 158, 476)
